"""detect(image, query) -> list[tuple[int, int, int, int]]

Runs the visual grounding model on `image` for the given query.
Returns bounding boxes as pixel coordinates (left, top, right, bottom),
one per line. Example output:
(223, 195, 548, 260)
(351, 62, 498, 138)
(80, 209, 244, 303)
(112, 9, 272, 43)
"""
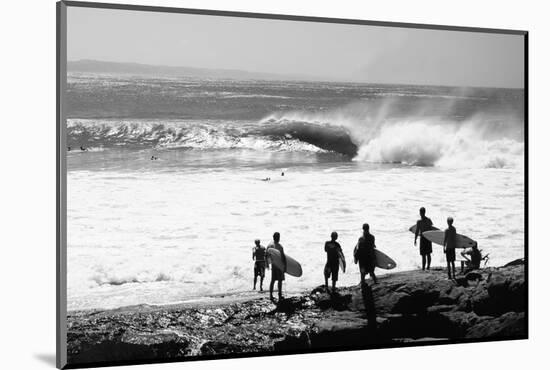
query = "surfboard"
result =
(422, 230, 476, 249)
(374, 249, 397, 270)
(267, 248, 303, 277)
(338, 250, 346, 273)
(409, 223, 439, 234)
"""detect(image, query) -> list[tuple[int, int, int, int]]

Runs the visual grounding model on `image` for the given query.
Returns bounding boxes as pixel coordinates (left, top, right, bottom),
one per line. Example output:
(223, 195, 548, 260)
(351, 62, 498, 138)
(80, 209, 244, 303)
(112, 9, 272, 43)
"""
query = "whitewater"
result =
(66, 73, 525, 310)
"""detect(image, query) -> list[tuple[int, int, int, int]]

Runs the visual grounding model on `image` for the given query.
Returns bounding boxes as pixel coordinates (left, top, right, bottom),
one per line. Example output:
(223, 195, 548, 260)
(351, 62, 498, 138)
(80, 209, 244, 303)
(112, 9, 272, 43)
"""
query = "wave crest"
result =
(68, 96, 524, 168)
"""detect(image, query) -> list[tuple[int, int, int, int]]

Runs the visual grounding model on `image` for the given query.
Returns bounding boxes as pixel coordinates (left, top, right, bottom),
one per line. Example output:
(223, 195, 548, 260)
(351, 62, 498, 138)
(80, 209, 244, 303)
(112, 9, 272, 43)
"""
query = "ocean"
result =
(66, 72, 525, 311)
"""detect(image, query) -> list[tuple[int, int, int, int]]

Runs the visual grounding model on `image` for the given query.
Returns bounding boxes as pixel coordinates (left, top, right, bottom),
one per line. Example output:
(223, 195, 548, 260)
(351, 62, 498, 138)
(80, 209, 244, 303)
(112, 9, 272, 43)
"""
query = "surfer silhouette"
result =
(461, 242, 482, 272)
(354, 223, 378, 285)
(80, 146, 87, 151)
(324, 231, 343, 293)
(443, 217, 457, 279)
(414, 207, 434, 270)
(252, 239, 268, 291)
(267, 232, 286, 302)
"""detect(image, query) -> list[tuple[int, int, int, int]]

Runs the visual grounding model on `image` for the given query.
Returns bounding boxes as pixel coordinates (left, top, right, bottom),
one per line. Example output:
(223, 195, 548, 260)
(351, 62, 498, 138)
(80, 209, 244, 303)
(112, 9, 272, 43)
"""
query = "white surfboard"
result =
(267, 248, 303, 277)
(422, 230, 476, 249)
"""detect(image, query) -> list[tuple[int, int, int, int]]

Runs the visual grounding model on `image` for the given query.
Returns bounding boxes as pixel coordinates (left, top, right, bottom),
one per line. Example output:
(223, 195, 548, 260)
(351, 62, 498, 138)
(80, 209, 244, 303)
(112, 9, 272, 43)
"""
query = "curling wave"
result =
(259, 100, 524, 169)
(67, 119, 356, 156)
(68, 98, 524, 168)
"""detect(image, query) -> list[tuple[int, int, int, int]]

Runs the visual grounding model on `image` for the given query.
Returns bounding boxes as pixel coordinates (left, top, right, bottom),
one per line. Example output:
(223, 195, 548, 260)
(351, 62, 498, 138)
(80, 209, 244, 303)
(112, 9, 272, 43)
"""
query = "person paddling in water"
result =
(267, 232, 286, 302)
(354, 223, 378, 285)
(443, 217, 457, 280)
(252, 239, 268, 291)
(324, 231, 343, 293)
(414, 207, 434, 270)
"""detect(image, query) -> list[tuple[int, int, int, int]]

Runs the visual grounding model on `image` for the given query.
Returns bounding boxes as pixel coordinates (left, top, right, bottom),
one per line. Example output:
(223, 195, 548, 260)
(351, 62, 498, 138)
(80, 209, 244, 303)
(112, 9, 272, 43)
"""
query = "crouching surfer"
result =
(252, 239, 268, 291)
(354, 223, 378, 285)
(324, 231, 344, 293)
(267, 232, 286, 302)
(461, 242, 483, 272)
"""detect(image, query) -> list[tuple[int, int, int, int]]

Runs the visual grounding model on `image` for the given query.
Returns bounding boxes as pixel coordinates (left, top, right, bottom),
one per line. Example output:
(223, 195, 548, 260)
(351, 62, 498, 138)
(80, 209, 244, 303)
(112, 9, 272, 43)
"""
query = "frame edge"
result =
(57, 1, 68, 368)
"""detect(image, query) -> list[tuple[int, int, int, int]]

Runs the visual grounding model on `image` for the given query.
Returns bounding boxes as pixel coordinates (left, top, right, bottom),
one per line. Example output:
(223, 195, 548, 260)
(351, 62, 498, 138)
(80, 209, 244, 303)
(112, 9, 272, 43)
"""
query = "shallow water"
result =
(67, 154, 524, 310)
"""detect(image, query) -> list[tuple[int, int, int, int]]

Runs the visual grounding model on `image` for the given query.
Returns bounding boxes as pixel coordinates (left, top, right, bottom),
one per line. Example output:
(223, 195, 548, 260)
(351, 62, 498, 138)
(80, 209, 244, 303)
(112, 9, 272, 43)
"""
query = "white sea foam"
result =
(261, 99, 524, 169)
(67, 165, 525, 310)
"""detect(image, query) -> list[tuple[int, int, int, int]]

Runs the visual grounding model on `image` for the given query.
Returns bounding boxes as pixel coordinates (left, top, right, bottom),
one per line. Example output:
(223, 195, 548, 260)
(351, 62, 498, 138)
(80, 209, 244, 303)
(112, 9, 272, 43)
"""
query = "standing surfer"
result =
(443, 217, 457, 279)
(324, 231, 344, 293)
(252, 239, 268, 291)
(354, 223, 378, 285)
(267, 232, 286, 302)
(414, 207, 434, 270)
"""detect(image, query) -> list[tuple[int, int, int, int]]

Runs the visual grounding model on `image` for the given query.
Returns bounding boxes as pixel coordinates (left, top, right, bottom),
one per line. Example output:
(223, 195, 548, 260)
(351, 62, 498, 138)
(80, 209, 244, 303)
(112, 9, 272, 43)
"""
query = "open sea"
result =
(66, 72, 525, 311)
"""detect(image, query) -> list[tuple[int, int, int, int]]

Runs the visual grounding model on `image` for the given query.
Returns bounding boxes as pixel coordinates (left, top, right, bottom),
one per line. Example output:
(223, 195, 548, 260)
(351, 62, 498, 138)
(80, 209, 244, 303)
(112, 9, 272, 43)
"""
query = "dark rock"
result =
(200, 340, 249, 355)
(427, 305, 455, 313)
(66, 265, 525, 365)
(69, 330, 189, 364)
(465, 312, 526, 339)
(454, 277, 469, 287)
(472, 267, 525, 316)
(465, 272, 483, 281)
(274, 331, 311, 351)
(275, 296, 305, 314)
(504, 258, 524, 267)
(310, 291, 352, 311)
(392, 289, 440, 314)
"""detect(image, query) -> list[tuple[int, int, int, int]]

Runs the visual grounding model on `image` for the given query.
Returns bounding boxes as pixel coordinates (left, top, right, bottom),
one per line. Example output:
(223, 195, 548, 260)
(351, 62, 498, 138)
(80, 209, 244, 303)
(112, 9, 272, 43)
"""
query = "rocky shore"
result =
(67, 262, 526, 366)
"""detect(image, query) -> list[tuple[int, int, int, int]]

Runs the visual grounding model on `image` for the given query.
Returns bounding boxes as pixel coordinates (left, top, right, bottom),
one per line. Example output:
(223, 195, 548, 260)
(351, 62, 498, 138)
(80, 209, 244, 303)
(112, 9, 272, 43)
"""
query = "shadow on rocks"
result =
(310, 286, 352, 311)
(361, 282, 377, 330)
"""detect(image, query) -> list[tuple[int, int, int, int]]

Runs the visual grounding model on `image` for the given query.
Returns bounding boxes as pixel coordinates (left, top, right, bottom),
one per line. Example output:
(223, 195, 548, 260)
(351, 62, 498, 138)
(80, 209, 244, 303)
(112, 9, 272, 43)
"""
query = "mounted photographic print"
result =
(56, 1, 527, 368)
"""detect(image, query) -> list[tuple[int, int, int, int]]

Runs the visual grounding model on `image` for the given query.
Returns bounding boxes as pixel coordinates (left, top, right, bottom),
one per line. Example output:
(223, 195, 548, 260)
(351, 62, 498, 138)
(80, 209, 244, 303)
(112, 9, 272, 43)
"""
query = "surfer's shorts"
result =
(324, 262, 339, 281)
(254, 261, 266, 278)
(419, 237, 432, 255)
(446, 249, 456, 262)
(271, 266, 285, 281)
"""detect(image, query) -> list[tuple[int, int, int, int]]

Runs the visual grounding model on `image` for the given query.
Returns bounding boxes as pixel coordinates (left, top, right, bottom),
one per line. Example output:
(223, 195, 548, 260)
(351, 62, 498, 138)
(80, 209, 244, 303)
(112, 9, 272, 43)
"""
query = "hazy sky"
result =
(67, 6, 524, 88)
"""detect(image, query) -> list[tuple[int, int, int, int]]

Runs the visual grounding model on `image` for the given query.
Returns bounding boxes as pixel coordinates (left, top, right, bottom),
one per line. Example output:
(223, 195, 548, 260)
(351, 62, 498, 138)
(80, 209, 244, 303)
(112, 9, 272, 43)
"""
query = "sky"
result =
(67, 6, 525, 88)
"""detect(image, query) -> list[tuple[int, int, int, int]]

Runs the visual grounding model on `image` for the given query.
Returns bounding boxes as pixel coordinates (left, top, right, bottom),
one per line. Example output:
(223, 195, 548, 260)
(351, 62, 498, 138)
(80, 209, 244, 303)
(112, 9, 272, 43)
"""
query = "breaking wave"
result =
(68, 98, 524, 168)
(67, 119, 355, 156)
(259, 99, 524, 169)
